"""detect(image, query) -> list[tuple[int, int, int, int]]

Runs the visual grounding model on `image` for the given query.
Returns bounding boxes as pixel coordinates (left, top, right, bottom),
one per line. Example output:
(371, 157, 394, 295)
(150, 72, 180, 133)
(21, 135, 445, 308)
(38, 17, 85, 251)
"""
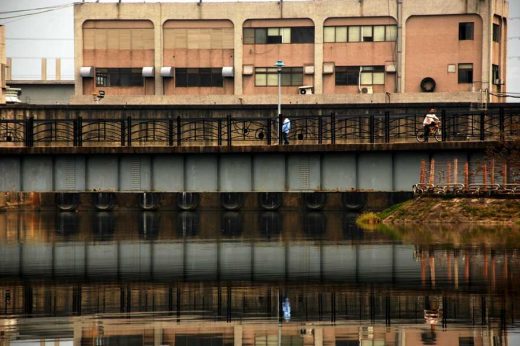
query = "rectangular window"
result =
(361, 66, 385, 85)
(459, 22, 474, 40)
(336, 26, 347, 42)
(95, 68, 143, 87)
(244, 27, 314, 44)
(385, 25, 397, 41)
(324, 25, 397, 42)
(324, 27, 335, 42)
(254, 67, 303, 86)
(493, 23, 501, 42)
(254, 28, 267, 44)
(373, 26, 385, 42)
(175, 68, 223, 87)
(335, 66, 360, 85)
(348, 26, 360, 42)
(459, 337, 475, 346)
(492, 64, 500, 84)
(361, 26, 373, 41)
(290, 27, 314, 43)
(335, 66, 385, 86)
(243, 28, 255, 44)
(458, 63, 473, 83)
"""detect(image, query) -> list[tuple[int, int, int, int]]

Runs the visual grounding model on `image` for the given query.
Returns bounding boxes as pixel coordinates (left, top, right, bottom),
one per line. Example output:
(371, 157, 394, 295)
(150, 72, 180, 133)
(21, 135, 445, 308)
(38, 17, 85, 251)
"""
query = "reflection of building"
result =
(73, 0, 508, 104)
(0, 316, 508, 346)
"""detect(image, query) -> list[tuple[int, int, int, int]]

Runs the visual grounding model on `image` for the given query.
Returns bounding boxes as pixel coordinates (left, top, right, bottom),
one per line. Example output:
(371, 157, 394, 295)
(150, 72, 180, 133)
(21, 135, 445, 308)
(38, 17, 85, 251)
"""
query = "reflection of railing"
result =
(0, 108, 518, 147)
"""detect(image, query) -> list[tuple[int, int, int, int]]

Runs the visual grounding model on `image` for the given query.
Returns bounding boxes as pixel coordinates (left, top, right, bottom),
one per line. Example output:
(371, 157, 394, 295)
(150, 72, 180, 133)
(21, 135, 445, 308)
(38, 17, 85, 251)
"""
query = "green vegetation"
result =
(355, 212, 381, 229)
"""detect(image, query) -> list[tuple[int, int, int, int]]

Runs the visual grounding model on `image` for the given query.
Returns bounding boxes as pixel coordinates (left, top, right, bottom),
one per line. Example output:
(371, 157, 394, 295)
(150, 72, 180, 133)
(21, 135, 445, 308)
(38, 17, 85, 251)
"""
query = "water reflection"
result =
(0, 210, 518, 345)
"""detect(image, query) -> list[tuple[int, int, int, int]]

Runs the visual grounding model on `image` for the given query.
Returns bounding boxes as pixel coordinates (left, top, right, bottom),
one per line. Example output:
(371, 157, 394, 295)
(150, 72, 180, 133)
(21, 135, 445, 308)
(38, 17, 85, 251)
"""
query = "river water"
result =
(0, 210, 518, 345)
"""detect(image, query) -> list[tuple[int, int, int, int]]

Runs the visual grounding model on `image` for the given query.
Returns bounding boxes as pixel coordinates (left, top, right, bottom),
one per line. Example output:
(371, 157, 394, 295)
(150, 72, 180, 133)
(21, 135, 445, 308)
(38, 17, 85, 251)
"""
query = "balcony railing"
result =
(0, 108, 518, 147)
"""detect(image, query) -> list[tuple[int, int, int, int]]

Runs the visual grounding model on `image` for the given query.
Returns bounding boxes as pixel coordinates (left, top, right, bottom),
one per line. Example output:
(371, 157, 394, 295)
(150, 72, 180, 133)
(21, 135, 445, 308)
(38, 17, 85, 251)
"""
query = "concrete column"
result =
(153, 11, 163, 96)
(41, 58, 47, 81)
(56, 58, 61, 81)
(6, 57, 12, 80)
(233, 19, 243, 96)
(313, 327, 323, 346)
(234, 325, 243, 346)
(74, 6, 84, 96)
(313, 16, 324, 95)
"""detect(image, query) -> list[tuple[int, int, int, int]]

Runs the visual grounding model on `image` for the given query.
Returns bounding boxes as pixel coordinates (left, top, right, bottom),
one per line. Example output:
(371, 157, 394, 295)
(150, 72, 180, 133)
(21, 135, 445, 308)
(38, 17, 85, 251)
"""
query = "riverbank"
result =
(362, 197, 520, 226)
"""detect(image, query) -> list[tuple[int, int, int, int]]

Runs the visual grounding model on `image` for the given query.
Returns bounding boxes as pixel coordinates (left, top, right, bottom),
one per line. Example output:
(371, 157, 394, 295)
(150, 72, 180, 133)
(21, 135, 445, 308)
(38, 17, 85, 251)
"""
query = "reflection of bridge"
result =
(0, 105, 517, 193)
(0, 240, 515, 292)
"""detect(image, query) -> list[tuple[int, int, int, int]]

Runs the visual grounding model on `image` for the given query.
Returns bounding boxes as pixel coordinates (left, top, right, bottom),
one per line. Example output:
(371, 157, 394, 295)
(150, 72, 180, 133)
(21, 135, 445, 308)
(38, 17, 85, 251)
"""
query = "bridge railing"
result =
(0, 108, 517, 147)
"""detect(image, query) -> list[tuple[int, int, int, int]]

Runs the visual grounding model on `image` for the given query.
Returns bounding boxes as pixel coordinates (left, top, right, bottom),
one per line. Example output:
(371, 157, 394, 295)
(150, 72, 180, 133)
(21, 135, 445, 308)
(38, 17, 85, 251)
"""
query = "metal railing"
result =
(0, 109, 518, 147)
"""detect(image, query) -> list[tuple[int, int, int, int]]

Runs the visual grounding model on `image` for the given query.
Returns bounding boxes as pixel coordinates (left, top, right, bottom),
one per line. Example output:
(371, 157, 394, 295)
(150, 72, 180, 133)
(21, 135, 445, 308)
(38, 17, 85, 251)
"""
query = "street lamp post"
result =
(275, 60, 285, 116)
(275, 60, 284, 142)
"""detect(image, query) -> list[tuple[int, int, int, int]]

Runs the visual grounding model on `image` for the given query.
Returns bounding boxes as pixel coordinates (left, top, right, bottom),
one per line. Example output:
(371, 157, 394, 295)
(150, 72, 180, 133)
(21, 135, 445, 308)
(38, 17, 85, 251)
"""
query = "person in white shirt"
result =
(282, 117, 291, 145)
(423, 108, 440, 142)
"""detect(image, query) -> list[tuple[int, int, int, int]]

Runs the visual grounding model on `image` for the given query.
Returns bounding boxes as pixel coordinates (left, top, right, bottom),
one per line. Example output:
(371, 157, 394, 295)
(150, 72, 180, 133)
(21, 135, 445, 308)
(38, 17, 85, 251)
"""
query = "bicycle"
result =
(416, 123, 441, 143)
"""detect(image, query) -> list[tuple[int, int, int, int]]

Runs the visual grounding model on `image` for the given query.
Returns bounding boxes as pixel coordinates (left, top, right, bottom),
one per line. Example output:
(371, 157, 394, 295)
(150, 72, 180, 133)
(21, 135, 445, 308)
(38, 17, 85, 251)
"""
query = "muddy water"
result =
(0, 211, 518, 345)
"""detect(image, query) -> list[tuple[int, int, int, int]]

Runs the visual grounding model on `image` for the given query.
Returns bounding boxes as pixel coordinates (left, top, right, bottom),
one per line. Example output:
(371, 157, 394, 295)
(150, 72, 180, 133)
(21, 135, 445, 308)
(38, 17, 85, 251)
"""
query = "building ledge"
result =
(7, 80, 75, 86)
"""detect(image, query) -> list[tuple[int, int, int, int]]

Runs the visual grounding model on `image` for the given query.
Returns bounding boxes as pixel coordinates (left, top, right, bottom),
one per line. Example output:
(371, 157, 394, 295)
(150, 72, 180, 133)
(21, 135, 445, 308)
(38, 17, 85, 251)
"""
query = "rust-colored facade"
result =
(73, 0, 509, 105)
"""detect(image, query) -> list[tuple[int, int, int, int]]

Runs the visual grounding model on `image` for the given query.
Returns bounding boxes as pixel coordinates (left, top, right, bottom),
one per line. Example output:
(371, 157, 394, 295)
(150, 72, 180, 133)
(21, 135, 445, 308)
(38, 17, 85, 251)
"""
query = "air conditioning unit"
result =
(360, 86, 373, 94)
(298, 86, 314, 95)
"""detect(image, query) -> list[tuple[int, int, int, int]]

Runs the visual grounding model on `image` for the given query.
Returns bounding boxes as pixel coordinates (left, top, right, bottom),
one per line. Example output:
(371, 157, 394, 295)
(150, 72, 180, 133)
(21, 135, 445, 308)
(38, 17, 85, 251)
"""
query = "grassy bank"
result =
(358, 197, 520, 226)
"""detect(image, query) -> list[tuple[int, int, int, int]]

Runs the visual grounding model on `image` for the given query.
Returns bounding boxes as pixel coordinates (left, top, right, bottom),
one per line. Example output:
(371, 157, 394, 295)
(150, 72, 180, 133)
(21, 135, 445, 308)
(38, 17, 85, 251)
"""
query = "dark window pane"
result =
(255, 28, 267, 44)
(459, 337, 475, 346)
(243, 28, 255, 44)
(459, 22, 474, 40)
(493, 23, 501, 42)
(335, 66, 360, 86)
(266, 35, 282, 44)
(492, 64, 500, 84)
(291, 27, 315, 43)
(458, 64, 473, 83)
(95, 68, 143, 87)
(175, 68, 187, 87)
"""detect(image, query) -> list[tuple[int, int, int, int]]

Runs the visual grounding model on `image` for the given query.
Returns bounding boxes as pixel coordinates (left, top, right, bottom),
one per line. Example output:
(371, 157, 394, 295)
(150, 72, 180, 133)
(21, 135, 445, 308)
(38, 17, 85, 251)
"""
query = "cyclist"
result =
(422, 108, 440, 142)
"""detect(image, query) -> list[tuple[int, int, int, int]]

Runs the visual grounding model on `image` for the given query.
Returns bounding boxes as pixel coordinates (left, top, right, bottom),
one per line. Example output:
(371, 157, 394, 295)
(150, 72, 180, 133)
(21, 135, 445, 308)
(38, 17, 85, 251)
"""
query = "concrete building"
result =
(72, 0, 508, 105)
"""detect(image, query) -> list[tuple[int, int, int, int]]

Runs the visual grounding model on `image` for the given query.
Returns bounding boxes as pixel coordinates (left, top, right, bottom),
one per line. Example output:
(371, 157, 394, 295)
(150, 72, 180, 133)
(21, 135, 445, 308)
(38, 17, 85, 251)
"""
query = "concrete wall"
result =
(11, 83, 74, 104)
(72, 0, 509, 105)
(0, 150, 485, 193)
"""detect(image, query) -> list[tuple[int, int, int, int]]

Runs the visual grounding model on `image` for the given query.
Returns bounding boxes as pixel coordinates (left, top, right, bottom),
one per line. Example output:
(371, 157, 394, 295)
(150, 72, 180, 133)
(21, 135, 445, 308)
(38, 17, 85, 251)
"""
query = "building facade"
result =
(73, 0, 508, 105)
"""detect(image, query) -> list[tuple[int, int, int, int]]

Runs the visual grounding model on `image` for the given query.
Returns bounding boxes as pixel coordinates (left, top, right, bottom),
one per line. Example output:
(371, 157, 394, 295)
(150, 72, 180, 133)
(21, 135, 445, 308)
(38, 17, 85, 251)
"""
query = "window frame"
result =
(243, 27, 314, 44)
(324, 25, 397, 43)
(175, 67, 224, 88)
(458, 63, 473, 84)
(95, 68, 143, 87)
(459, 22, 474, 40)
(254, 66, 304, 87)
(493, 23, 501, 42)
(335, 65, 385, 86)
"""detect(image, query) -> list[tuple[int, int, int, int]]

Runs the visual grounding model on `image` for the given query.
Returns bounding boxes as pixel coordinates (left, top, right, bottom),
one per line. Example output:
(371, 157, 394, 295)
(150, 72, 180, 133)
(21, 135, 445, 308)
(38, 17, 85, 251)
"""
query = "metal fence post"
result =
(267, 118, 272, 145)
(24, 116, 34, 147)
(479, 111, 485, 141)
(120, 117, 126, 146)
(176, 116, 182, 146)
(217, 119, 223, 146)
(318, 116, 323, 144)
(74, 115, 83, 147)
(499, 107, 505, 142)
(127, 116, 132, 146)
(227, 114, 232, 147)
(331, 112, 336, 145)
(369, 115, 375, 144)
(441, 110, 447, 142)
(278, 114, 283, 145)
(384, 111, 390, 143)
(168, 118, 174, 146)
